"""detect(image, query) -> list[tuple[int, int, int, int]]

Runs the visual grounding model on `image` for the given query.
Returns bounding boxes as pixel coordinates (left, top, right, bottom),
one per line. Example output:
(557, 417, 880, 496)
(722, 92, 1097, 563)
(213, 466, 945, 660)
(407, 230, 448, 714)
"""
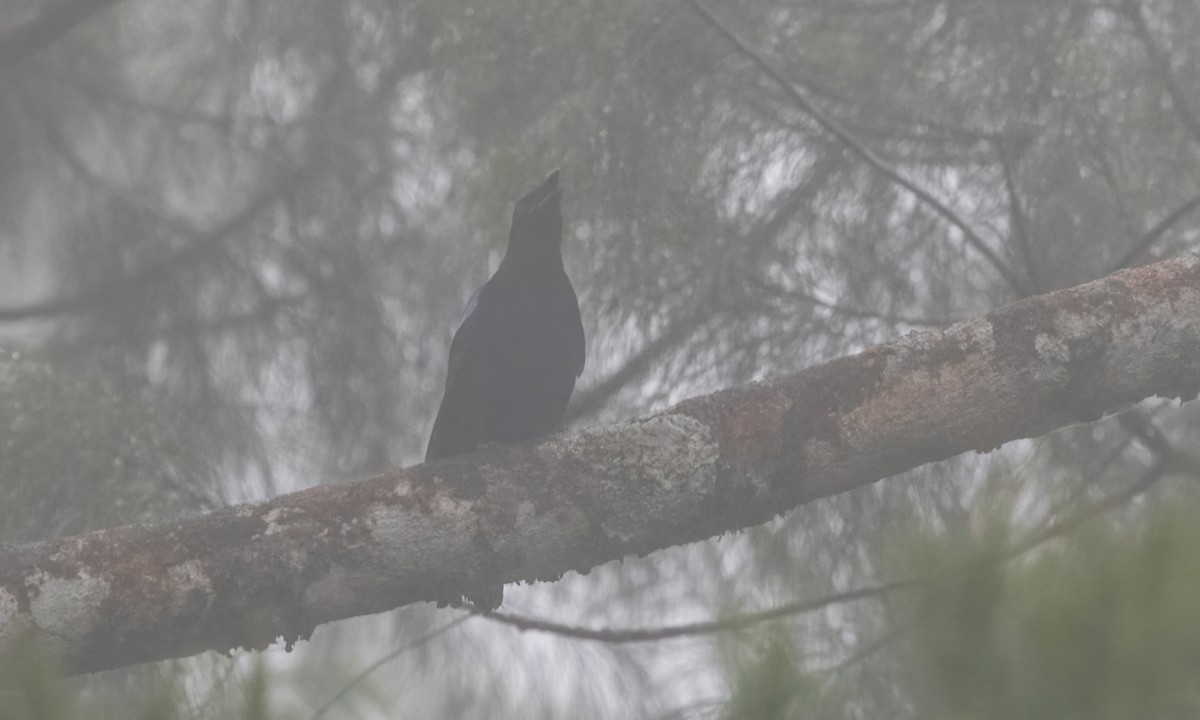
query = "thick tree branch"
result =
(484, 431, 1178, 648)
(1, 256, 1198, 675)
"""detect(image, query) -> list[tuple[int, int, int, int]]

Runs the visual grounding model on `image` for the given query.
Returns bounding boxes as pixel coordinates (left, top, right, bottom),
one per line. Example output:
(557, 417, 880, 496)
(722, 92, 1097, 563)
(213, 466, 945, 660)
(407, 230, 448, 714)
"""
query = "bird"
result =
(426, 169, 585, 463)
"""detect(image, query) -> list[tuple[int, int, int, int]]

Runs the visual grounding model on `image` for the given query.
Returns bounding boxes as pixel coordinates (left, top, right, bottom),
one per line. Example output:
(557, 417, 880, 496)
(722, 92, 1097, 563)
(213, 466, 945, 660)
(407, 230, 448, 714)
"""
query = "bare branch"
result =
(1, 256, 1197, 675)
(484, 579, 917, 644)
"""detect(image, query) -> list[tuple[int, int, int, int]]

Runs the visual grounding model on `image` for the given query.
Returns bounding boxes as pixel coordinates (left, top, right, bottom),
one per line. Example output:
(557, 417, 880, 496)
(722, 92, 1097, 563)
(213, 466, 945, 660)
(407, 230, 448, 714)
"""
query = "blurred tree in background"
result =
(0, 350, 214, 543)
(1, 0, 1198, 717)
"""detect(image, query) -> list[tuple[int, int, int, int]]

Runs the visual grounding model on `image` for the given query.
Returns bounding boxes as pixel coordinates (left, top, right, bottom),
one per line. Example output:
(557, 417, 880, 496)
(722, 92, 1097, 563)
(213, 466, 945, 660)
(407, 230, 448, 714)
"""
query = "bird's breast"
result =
(481, 276, 579, 365)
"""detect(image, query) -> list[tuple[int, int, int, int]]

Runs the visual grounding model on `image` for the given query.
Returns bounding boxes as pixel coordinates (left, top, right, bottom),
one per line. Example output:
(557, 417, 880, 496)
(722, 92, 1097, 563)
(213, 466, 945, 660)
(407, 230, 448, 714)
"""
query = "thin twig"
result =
(307, 615, 473, 720)
(814, 616, 917, 676)
(995, 135, 1040, 293)
(683, 0, 1029, 296)
(568, 174, 810, 423)
(1003, 461, 1165, 561)
(783, 286, 959, 327)
(1114, 192, 1200, 270)
(1036, 424, 1140, 528)
(485, 579, 921, 644)
(0, 167, 309, 322)
(1123, 0, 1200, 147)
(484, 457, 1173, 647)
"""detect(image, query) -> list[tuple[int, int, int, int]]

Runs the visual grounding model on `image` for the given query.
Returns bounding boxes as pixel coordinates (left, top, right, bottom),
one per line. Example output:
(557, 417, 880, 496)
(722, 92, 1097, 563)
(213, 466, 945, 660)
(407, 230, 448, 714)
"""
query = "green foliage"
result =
(710, 497, 1200, 720)
(0, 632, 71, 720)
(722, 629, 819, 720)
(0, 634, 286, 720)
(238, 658, 271, 720)
(898, 502, 1200, 720)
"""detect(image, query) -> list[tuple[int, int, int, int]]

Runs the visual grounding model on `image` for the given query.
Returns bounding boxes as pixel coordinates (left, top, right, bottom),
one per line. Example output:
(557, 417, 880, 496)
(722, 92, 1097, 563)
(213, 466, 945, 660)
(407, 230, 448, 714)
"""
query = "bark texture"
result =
(1, 255, 1198, 674)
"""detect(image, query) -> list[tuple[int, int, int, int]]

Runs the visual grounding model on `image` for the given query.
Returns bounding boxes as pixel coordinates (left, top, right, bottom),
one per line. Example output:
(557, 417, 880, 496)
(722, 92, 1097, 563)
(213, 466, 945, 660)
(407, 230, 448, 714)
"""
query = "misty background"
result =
(2, 0, 1200, 718)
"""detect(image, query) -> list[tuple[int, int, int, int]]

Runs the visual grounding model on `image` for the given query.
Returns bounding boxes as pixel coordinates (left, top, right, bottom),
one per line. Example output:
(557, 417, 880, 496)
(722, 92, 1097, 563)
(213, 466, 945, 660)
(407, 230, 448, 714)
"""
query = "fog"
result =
(2, 0, 1199, 717)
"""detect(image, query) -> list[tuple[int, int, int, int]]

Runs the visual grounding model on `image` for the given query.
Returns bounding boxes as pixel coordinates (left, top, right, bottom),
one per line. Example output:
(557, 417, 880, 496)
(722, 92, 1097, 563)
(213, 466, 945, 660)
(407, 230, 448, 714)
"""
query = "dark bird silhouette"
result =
(426, 169, 585, 463)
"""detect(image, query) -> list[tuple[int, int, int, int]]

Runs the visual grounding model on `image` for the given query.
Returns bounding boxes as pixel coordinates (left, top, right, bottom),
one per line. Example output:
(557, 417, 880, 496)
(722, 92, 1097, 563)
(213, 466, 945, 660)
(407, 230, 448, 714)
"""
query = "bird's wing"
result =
(425, 295, 493, 461)
(457, 286, 483, 327)
(567, 281, 585, 378)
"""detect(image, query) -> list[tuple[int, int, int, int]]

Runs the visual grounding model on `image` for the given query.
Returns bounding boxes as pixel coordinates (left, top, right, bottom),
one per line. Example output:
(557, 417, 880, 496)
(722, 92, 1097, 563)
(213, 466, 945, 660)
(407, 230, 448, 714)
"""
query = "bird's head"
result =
(507, 169, 563, 253)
